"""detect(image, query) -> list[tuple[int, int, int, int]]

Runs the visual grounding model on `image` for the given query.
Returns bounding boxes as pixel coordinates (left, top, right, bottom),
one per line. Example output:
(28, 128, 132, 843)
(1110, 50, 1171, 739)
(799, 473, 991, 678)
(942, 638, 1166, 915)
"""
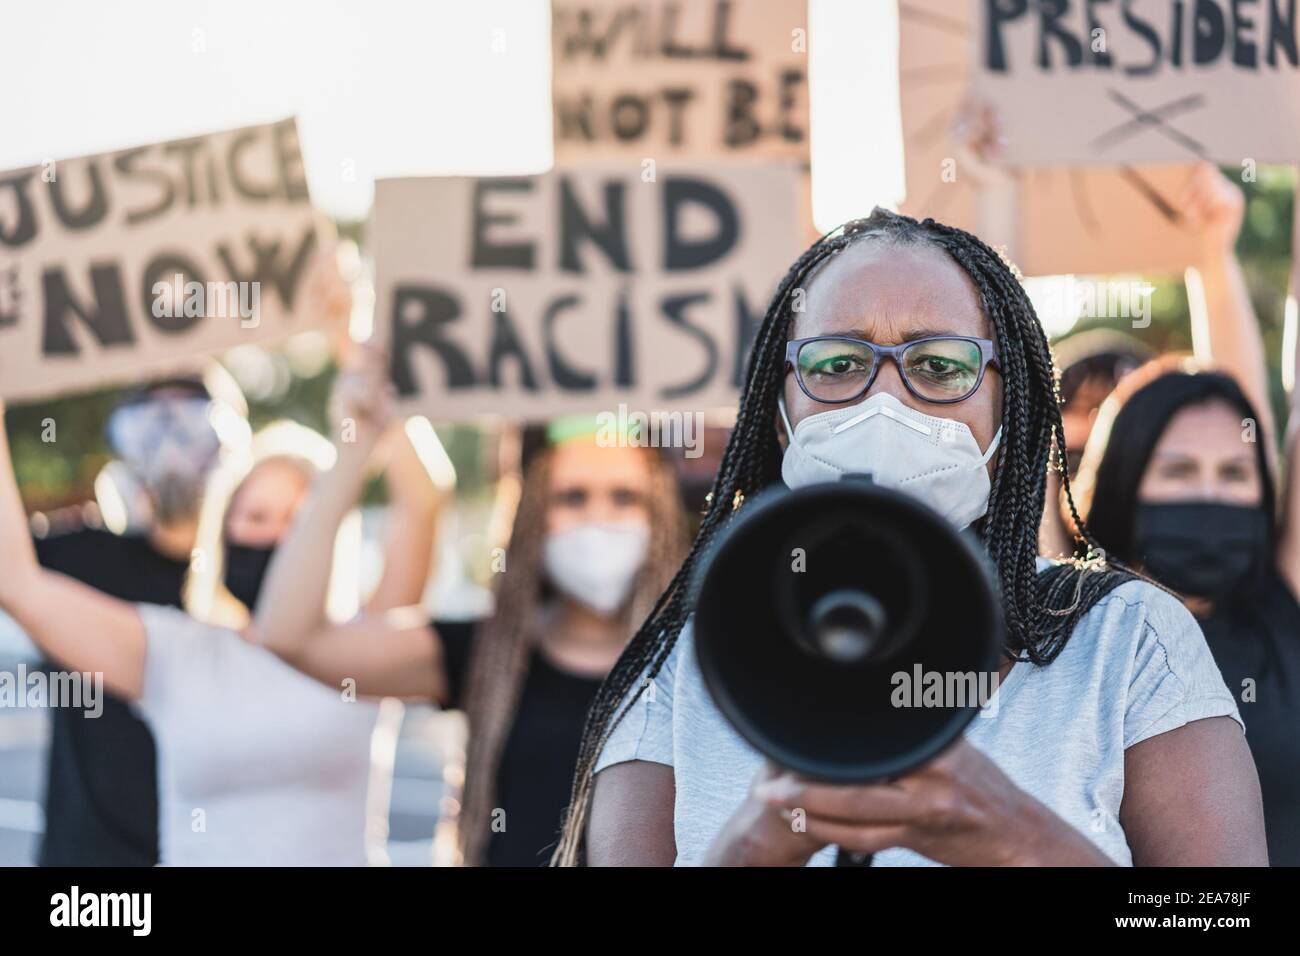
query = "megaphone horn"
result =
(691, 477, 1003, 785)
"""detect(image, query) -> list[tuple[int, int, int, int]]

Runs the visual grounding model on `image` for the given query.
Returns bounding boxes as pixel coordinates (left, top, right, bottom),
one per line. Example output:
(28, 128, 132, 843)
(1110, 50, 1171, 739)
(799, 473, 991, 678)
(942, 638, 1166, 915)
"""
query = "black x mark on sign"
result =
(1090, 90, 1210, 159)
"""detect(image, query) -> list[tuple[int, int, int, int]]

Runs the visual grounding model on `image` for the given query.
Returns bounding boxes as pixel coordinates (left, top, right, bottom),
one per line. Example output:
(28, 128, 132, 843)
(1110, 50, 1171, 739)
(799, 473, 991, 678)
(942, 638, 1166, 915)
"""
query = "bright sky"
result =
(0, 0, 904, 228)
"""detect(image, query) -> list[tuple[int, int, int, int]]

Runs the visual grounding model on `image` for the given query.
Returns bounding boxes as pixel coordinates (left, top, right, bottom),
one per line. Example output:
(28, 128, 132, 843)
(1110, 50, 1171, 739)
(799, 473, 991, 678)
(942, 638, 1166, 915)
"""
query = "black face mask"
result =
(223, 542, 276, 612)
(1133, 502, 1269, 601)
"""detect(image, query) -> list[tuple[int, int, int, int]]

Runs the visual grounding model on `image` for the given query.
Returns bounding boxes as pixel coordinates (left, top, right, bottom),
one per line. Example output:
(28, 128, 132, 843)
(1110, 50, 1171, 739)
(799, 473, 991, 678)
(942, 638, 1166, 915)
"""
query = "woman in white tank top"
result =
(0, 362, 444, 865)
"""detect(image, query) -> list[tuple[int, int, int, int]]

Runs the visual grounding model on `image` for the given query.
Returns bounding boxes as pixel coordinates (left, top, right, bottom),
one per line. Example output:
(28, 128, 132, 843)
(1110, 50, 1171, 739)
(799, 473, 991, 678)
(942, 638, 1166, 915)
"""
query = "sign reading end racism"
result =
(974, 0, 1300, 164)
(372, 164, 802, 420)
(0, 119, 320, 401)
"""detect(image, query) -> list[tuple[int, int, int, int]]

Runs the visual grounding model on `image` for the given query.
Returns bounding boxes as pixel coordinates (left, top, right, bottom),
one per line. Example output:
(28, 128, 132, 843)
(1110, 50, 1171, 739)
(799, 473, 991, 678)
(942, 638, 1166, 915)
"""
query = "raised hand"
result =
(301, 240, 360, 362)
(328, 342, 396, 458)
(1177, 162, 1245, 257)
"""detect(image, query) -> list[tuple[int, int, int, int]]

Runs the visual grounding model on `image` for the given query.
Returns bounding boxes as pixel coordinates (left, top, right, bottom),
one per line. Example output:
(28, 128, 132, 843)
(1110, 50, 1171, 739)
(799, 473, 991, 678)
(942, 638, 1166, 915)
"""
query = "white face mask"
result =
(543, 522, 651, 617)
(779, 391, 1002, 530)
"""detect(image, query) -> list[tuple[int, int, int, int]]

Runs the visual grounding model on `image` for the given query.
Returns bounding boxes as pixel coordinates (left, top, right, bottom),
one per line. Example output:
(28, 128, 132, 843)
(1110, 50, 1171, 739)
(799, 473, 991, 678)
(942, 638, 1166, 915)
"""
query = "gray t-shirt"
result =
(595, 574, 1243, 866)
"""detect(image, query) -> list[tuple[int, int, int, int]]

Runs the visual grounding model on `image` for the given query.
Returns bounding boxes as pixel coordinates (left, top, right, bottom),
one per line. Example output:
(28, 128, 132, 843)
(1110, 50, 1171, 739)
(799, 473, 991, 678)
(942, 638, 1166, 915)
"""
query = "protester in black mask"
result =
(1074, 358, 1300, 865)
(1, 391, 447, 864)
(31, 371, 242, 867)
(222, 540, 277, 610)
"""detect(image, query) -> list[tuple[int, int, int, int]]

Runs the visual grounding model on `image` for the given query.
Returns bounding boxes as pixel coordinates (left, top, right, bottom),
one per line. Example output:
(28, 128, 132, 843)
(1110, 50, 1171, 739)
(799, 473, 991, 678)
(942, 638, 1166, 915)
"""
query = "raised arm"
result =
(249, 352, 444, 700)
(249, 428, 371, 657)
(0, 403, 147, 698)
(364, 417, 453, 612)
(1183, 163, 1277, 469)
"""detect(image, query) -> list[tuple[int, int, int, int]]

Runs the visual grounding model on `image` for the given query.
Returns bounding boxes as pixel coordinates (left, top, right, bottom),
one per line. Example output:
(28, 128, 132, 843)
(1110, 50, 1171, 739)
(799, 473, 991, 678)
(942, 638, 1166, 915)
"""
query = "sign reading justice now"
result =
(372, 164, 802, 420)
(974, 0, 1300, 164)
(0, 119, 320, 401)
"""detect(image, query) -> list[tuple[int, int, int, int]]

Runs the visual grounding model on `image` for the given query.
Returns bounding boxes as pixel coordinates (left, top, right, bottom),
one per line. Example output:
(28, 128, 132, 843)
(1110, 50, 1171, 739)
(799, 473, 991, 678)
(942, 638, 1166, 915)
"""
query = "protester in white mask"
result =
(250, 401, 687, 867)
(552, 208, 1266, 868)
(544, 521, 651, 616)
(778, 391, 1001, 531)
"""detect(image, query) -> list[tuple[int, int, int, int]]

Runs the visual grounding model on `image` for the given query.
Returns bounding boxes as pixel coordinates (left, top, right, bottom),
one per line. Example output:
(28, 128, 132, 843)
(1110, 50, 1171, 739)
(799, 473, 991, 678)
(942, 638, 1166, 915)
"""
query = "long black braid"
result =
(550, 208, 1134, 866)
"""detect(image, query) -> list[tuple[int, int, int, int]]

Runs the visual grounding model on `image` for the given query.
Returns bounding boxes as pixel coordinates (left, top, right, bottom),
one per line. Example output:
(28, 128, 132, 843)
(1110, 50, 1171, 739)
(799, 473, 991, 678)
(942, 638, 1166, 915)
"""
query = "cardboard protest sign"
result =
(551, 0, 810, 161)
(0, 119, 320, 401)
(898, 0, 1205, 276)
(973, 0, 1300, 165)
(371, 163, 802, 420)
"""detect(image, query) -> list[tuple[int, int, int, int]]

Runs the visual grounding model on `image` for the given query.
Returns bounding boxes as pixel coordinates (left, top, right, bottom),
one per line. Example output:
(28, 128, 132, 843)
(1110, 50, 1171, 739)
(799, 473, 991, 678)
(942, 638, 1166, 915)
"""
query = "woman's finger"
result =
(796, 815, 912, 856)
(756, 774, 919, 824)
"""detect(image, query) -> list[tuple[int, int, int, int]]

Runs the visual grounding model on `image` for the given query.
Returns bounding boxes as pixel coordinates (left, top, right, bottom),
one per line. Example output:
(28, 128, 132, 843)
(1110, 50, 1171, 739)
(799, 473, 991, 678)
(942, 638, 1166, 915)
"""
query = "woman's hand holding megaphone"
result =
(706, 740, 1114, 867)
(701, 762, 829, 867)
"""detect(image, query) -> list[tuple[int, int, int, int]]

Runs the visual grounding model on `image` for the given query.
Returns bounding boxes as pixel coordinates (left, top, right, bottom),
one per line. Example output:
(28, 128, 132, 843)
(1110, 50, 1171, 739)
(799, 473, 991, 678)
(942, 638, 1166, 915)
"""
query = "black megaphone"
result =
(691, 477, 1003, 786)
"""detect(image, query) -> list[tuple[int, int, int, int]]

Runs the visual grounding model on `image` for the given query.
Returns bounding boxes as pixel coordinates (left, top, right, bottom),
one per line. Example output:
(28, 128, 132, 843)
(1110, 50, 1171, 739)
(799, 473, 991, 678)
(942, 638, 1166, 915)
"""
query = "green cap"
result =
(547, 412, 640, 446)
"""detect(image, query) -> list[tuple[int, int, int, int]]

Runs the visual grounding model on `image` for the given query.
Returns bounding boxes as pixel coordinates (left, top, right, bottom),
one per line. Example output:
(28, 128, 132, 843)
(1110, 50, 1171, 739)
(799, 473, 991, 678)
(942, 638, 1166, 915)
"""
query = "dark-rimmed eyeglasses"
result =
(784, 335, 1000, 405)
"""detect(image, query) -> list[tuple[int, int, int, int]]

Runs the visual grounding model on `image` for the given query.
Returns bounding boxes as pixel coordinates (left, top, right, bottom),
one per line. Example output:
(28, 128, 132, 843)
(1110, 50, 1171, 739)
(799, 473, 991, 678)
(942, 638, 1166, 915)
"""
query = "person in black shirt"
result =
(251, 352, 688, 865)
(34, 529, 188, 865)
(1063, 163, 1300, 864)
(1073, 360, 1300, 865)
(431, 618, 608, 867)
(32, 377, 231, 865)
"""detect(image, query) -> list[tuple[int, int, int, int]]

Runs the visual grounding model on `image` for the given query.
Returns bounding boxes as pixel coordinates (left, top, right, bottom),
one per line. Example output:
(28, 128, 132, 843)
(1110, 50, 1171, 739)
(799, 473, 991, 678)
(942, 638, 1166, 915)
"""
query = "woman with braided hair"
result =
(250, 364, 688, 866)
(438, 434, 687, 865)
(554, 208, 1267, 867)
